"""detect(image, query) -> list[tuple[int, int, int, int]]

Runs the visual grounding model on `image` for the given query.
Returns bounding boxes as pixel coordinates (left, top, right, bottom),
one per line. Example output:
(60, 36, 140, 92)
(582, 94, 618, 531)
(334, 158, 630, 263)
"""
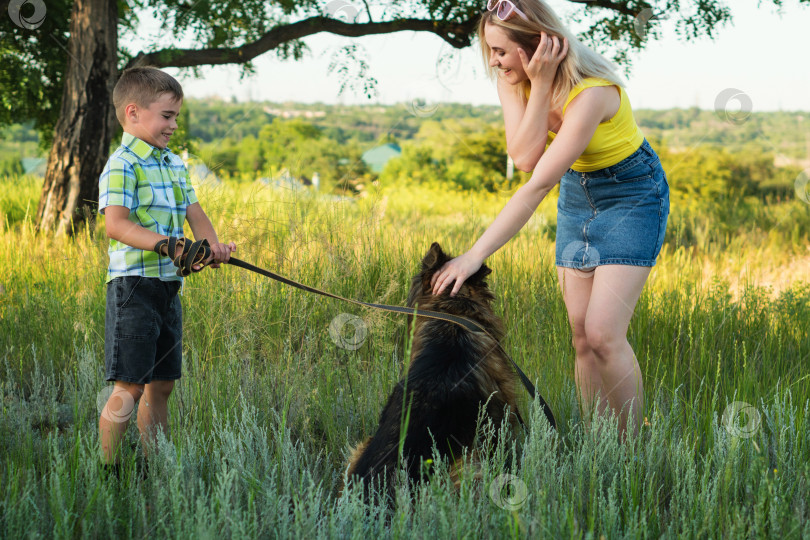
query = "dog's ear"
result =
(422, 242, 449, 272)
(467, 263, 492, 284)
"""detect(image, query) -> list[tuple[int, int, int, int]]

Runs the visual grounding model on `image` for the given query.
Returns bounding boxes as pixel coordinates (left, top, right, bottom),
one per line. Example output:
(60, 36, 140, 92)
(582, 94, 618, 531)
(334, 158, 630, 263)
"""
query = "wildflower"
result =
(644, 417, 651, 427)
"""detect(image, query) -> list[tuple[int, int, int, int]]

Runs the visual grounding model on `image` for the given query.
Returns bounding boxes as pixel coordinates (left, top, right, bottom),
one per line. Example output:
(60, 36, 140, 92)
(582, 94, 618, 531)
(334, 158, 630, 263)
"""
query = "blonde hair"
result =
(113, 66, 184, 125)
(478, 0, 623, 109)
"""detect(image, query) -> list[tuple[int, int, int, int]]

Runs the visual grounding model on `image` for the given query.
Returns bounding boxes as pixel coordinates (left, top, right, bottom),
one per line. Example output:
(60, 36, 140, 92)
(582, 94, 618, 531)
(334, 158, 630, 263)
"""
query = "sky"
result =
(131, 1, 810, 112)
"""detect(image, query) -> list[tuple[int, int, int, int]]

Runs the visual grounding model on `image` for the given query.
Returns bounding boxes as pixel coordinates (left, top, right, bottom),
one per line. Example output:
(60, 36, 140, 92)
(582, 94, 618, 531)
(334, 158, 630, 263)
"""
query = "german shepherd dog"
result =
(342, 242, 524, 499)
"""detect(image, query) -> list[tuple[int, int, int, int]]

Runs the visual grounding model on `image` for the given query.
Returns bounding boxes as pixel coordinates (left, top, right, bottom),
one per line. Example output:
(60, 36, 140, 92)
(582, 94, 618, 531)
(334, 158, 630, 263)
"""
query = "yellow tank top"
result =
(528, 78, 644, 172)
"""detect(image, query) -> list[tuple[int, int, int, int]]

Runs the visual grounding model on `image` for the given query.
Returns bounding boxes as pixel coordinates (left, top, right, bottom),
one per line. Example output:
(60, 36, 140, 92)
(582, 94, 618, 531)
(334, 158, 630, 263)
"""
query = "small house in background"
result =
(181, 150, 220, 186)
(258, 169, 321, 192)
(362, 143, 401, 173)
(188, 163, 220, 186)
(260, 168, 307, 191)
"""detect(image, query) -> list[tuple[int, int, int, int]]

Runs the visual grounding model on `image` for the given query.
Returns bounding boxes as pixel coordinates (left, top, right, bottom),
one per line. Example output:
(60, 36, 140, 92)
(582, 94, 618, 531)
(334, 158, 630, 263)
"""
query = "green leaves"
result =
(1, 0, 804, 143)
(0, 0, 71, 148)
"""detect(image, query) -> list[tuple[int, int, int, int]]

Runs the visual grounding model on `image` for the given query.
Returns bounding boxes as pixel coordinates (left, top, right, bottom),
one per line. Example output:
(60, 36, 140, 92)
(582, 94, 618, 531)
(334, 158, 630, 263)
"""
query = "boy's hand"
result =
(154, 236, 188, 260)
(206, 241, 237, 269)
(154, 236, 212, 276)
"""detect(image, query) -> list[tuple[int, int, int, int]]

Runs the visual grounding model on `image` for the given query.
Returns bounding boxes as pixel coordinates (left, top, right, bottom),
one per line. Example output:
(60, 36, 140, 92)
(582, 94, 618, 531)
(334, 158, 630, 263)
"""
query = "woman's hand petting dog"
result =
(430, 250, 484, 297)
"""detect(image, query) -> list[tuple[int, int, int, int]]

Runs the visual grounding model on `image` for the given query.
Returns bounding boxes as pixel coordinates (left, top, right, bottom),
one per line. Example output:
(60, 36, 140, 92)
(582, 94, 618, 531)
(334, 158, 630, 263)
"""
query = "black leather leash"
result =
(224, 256, 557, 429)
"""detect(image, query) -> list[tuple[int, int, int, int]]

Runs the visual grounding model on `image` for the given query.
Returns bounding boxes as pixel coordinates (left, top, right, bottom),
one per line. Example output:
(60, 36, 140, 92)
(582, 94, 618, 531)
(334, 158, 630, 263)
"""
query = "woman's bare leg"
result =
(584, 265, 650, 439)
(556, 267, 607, 429)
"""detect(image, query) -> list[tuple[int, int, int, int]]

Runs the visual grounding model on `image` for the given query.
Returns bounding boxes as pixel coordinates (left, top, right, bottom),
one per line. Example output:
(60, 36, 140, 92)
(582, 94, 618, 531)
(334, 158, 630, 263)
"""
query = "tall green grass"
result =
(1, 176, 809, 537)
(0, 174, 41, 226)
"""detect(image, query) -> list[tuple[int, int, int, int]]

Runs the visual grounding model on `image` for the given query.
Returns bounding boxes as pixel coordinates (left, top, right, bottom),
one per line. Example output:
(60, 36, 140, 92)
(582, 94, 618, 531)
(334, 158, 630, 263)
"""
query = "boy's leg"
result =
(137, 280, 183, 456)
(137, 380, 175, 456)
(99, 381, 145, 464)
(103, 276, 172, 463)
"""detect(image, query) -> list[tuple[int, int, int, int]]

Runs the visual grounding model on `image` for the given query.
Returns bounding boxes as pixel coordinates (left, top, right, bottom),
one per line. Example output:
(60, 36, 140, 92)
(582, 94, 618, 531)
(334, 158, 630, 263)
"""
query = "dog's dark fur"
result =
(342, 242, 522, 498)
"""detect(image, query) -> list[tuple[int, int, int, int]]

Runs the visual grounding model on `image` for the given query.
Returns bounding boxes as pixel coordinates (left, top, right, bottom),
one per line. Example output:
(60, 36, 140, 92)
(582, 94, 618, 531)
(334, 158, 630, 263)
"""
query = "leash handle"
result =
(155, 236, 213, 277)
(225, 256, 556, 429)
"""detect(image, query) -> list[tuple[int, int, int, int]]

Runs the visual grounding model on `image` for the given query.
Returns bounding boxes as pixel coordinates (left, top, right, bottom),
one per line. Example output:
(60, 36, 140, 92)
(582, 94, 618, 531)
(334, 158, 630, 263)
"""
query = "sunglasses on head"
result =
(486, 0, 529, 21)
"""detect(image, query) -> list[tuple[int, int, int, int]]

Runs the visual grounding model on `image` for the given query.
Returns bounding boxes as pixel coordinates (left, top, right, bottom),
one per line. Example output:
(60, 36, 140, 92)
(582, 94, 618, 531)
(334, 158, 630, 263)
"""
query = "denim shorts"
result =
(556, 139, 670, 269)
(105, 276, 183, 383)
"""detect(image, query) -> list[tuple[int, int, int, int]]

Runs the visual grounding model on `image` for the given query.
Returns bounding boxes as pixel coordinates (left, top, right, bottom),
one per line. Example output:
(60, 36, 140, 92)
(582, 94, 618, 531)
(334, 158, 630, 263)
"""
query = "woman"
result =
(430, 0, 669, 438)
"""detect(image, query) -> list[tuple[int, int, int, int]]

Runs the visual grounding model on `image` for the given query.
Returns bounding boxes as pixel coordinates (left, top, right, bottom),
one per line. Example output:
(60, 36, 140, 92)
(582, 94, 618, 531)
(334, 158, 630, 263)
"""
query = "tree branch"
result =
(567, 0, 649, 18)
(126, 15, 479, 70)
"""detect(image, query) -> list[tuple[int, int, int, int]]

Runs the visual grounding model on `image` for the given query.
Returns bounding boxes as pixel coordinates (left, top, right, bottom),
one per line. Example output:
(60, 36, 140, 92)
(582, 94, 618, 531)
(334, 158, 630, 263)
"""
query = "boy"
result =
(97, 66, 235, 473)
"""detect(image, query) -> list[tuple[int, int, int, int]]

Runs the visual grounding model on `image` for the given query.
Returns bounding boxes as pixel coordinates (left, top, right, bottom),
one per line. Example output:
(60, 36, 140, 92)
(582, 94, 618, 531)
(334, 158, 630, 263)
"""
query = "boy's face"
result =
(123, 92, 182, 149)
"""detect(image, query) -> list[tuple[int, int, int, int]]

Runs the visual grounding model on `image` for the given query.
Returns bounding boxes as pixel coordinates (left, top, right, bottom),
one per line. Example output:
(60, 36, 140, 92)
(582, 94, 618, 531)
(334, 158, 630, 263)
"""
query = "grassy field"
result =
(1, 175, 809, 538)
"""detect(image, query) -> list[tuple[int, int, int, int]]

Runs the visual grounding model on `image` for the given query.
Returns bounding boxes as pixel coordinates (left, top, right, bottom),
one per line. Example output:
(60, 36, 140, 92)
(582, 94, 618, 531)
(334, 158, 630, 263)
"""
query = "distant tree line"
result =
(2, 102, 805, 205)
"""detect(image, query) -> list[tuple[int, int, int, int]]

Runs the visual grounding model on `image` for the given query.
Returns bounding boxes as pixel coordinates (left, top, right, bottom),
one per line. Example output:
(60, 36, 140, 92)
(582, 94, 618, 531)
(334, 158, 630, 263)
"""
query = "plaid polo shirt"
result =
(98, 132, 198, 283)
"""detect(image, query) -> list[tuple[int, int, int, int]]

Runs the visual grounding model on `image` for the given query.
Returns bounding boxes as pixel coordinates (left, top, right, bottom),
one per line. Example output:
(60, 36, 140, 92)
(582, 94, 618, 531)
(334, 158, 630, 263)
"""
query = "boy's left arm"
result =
(185, 202, 236, 269)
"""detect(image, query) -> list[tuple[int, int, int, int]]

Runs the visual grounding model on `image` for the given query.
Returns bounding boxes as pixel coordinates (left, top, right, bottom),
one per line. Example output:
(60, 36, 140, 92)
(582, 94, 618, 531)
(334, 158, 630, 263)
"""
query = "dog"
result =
(342, 242, 524, 500)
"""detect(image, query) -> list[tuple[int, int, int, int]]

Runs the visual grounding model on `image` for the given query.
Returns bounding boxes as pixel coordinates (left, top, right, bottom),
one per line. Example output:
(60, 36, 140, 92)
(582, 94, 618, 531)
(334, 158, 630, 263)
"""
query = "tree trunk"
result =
(36, 0, 118, 235)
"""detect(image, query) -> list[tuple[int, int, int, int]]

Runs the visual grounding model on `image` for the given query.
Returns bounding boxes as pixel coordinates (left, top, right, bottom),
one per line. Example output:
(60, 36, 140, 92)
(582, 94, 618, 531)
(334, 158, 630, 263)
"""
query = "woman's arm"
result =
(499, 77, 550, 173)
(430, 87, 607, 297)
(502, 34, 568, 172)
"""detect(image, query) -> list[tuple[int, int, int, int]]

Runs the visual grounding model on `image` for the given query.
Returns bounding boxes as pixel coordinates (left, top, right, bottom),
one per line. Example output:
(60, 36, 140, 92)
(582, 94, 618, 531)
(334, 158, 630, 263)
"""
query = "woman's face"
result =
(484, 23, 528, 85)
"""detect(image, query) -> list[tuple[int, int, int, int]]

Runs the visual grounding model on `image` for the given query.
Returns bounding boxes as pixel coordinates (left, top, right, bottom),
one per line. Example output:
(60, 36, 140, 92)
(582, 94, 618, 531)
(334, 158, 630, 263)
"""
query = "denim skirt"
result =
(556, 139, 670, 269)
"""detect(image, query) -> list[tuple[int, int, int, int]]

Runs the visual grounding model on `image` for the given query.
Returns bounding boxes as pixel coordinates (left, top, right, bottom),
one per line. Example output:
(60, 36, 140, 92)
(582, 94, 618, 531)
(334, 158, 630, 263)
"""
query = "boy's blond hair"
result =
(113, 66, 184, 125)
